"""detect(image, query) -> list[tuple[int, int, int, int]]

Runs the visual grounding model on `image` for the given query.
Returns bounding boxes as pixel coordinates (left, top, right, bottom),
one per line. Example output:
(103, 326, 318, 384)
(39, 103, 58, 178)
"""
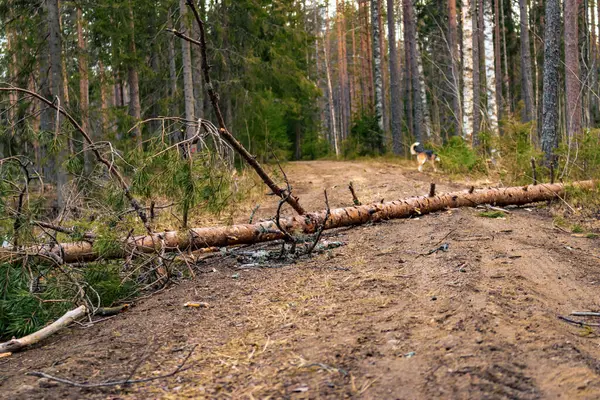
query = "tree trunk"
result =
(127, 0, 142, 147)
(448, 0, 462, 137)
(371, 0, 385, 132)
(98, 61, 110, 135)
(180, 0, 196, 153)
(15, 180, 595, 264)
(541, 0, 561, 165)
(403, 0, 424, 143)
(77, 7, 92, 175)
(167, 11, 179, 121)
(47, 0, 67, 210)
(565, 0, 582, 138)
(519, 0, 535, 122)
(462, 0, 474, 139)
(591, 0, 598, 123)
(416, 41, 432, 140)
(493, 0, 504, 128)
(387, 0, 404, 154)
(483, 0, 499, 134)
(472, 0, 481, 145)
(323, 35, 340, 157)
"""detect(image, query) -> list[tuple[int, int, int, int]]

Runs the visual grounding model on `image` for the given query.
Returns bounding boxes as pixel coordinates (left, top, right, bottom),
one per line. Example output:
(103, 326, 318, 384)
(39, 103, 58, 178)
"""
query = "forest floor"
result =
(3, 160, 600, 399)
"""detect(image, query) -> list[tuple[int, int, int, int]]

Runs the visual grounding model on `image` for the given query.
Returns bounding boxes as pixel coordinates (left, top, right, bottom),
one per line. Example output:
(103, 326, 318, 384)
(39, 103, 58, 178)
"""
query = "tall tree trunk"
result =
(378, 0, 389, 135)
(359, 0, 370, 112)
(403, 0, 424, 142)
(472, 0, 482, 144)
(371, 0, 385, 132)
(46, 0, 67, 210)
(541, 0, 561, 165)
(127, 0, 142, 147)
(416, 41, 432, 140)
(77, 7, 92, 174)
(191, 16, 204, 121)
(483, 0, 499, 134)
(591, 0, 598, 124)
(98, 61, 110, 135)
(180, 0, 196, 152)
(462, 0, 475, 139)
(500, 0, 511, 111)
(337, 0, 349, 141)
(565, 0, 582, 138)
(387, 0, 404, 154)
(167, 12, 178, 119)
(448, 0, 462, 136)
(493, 0, 504, 127)
(519, 0, 535, 123)
(324, 12, 340, 157)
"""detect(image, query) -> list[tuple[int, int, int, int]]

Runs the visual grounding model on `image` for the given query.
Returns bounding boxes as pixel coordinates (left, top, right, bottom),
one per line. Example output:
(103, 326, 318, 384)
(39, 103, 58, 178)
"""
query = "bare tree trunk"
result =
(46, 0, 67, 210)
(541, 0, 561, 165)
(337, 0, 349, 141)
(98, 61, 110, 135)
(483, 0, 499, 134)
(591, 0, 598, 124)
(387, 0, 404, 154)
(371, 0, 385, 132)
(378, 0, 389, 135)
(565, 0, 582, 138)
(462, 0, 475, 139)
(19, 180, 596, 264)
(77, 7, 92, 174)
(127, 0, 142, 147)
(324, 35, 340, 157)
(472, 0, 482, 145)
(519, 0, 535, 122)
(493, 0, 504, 127)
(403, 0, 424, 142)
(416, 41, 432, 140)
(179, 0, 196, 153)
(448, 0, 462, 136)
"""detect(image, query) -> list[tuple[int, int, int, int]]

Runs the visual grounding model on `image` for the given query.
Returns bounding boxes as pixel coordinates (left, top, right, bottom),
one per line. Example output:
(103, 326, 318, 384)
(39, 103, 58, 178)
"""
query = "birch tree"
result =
(462, 0, 474, 138)
(565, 0, 581, 138)
(483, 0, 499, 134)
(371, 0, 384, 132)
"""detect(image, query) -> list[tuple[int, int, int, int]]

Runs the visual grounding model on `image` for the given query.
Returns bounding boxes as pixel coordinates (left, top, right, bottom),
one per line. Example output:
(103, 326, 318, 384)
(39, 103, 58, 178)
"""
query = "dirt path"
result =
(3, 160, 600, 399)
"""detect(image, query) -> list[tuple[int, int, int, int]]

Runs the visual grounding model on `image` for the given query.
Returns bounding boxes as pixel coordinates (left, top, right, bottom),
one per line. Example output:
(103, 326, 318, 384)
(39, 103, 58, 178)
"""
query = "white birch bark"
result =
(483, 0, 499, 134)
(462, 0, 474, 138)
(416, 41, 432, 139)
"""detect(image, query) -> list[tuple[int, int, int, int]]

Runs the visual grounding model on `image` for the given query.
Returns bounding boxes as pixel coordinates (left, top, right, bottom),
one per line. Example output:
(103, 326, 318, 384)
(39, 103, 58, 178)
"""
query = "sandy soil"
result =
(2, 160, 600, 399)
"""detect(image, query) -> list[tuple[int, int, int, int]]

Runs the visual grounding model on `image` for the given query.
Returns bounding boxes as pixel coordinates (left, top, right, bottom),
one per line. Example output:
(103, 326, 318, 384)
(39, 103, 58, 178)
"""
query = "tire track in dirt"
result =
(1, 161, 600, 399)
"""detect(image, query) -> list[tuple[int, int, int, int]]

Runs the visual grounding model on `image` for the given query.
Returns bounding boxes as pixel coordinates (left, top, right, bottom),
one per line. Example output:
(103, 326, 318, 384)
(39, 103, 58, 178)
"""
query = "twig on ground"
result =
(26, 344, 197, 388)
(468, 186, 475, 194)
(571, 312, 600, 317)
(32, 221, 96, 240)
(349, 182, 361, 205)
(307, 189, 331, 256)
(558, 315, 600, 327)
(486, 205, 511, 214)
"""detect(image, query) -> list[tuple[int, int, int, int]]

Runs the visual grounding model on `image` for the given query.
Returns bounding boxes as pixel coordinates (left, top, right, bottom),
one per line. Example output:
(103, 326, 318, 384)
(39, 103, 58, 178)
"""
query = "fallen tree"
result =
(3, 180, 595, 264)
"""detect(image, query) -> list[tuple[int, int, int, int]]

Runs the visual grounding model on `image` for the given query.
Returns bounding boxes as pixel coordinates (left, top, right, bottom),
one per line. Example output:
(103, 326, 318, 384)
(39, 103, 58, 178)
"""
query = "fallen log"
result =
(0, 305, 87, 353)
(3, 180, 596, 264)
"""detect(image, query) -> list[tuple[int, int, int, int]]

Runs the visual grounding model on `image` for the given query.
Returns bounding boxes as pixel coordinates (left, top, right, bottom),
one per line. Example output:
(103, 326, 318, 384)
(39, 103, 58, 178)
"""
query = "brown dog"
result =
(410, 142, 440, 172)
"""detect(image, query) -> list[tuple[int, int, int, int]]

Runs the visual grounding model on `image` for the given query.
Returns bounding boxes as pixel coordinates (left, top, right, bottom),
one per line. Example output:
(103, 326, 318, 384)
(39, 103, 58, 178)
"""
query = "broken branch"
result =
(0, 305, 87, 353)
(349, 182, 361, 205)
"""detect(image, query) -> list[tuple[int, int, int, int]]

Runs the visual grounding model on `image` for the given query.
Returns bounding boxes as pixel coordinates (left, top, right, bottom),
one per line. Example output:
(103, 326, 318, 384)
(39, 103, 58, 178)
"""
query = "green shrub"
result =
(342, 112, 385, 158)
(436, 136, 486, 174)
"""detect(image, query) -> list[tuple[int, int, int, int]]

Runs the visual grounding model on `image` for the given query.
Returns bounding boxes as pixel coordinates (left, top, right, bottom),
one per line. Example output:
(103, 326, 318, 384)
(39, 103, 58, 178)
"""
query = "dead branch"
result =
(558, 315, 600, 327)
(26, 344, 197, 388)
(177, 0, 305, 215)
(307, 189, 331, 256)
(531, 157, 538, 185)
(429, 183, 436, 197)
(571, 311, 600, 317)
(349, 182, 361, 205)
(0, 87, 152, 233)
(249, 205, 260, 223)
(3, 180, 596, 264)
(0, 305, 87, 353)
(32, 221, 96, 240)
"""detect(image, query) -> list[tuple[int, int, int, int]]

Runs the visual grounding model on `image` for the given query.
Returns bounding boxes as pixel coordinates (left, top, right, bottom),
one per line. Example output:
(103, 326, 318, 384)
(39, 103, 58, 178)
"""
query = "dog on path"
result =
(410, 142, 440, 172)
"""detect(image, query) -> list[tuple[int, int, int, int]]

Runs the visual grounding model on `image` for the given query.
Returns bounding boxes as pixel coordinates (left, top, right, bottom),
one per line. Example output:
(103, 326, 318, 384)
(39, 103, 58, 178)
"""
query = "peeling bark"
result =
(11, 181, 595, 264)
